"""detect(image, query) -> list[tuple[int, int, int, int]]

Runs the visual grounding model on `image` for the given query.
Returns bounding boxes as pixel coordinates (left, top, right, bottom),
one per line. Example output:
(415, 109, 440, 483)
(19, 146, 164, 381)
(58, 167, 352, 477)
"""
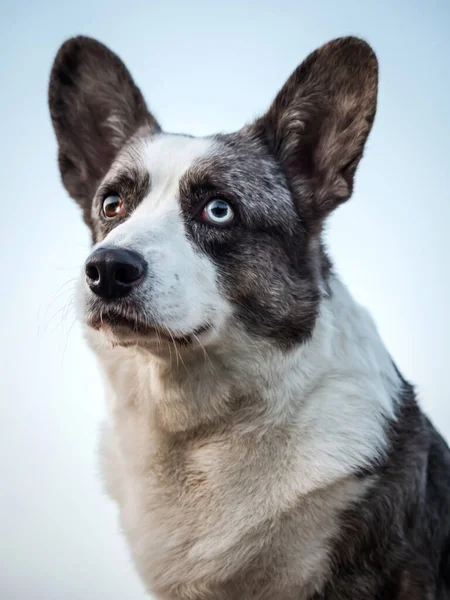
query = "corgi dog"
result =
(49, 36, 450, 599)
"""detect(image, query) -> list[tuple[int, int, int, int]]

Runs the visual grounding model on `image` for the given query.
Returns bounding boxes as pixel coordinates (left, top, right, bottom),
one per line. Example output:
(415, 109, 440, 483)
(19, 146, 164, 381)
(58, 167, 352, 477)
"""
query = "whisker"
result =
(39, 278, 78, 335)
(165, 327, 187, 372)
(193, 333, 216, 376)
(59, 315, 78, 368)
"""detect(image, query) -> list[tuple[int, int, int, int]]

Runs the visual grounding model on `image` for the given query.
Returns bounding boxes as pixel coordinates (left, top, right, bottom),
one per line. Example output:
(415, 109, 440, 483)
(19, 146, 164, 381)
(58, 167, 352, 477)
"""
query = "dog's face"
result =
(49, 36, 378, 352)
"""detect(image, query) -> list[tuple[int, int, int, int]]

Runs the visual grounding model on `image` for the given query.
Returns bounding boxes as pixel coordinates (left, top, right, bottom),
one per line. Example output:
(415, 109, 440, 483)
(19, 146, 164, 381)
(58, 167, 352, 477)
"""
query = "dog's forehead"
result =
(107, 130, 296, 225)
(108, 133, 212, 196)
(142, 134, 213, 189)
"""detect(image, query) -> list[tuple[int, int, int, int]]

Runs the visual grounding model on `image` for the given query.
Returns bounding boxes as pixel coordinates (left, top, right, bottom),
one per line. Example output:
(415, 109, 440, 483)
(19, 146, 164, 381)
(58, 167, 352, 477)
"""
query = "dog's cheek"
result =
(216, 242, 320, 346)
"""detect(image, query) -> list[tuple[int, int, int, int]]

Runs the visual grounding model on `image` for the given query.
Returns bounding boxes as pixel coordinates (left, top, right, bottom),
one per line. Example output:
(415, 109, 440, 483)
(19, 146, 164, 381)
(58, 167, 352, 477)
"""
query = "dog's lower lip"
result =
(88, 313, 155, 335)
(87, 312, 211, 342)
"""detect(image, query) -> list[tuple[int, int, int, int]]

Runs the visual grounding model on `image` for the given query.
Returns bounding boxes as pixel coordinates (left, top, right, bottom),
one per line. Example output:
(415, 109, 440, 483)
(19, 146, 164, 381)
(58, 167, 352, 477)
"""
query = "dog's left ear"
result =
(253, 37, 378, 226)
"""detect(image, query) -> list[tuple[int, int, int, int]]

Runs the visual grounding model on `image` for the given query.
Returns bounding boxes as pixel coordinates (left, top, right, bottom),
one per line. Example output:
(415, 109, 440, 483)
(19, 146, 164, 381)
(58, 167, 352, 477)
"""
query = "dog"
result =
(48, 35, 450, 599)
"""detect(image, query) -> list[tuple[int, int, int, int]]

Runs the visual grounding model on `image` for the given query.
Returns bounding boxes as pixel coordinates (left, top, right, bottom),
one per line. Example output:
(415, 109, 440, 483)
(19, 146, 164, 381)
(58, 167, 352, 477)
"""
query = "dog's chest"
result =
(100, 410, 367, 600)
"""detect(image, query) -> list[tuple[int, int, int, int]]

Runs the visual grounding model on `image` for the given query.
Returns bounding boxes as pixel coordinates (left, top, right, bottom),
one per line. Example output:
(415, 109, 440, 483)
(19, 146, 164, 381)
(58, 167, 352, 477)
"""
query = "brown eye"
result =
(102, 195, 125, 218)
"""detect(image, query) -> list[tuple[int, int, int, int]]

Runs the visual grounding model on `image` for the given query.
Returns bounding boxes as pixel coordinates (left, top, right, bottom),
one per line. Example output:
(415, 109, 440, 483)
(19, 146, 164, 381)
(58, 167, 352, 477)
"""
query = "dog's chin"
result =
(86, 310, 211, 350)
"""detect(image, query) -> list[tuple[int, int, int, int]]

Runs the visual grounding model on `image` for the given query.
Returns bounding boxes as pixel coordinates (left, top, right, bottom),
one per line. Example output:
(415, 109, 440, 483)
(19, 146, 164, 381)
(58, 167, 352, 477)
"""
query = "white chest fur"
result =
(99, 415, 372, 599)
(91, 278, 400, 599)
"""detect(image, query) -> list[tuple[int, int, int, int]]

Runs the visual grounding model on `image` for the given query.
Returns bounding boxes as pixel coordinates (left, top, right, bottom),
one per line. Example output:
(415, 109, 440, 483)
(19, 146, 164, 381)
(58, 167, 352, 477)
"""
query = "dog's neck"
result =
(89, 275, 400, 491)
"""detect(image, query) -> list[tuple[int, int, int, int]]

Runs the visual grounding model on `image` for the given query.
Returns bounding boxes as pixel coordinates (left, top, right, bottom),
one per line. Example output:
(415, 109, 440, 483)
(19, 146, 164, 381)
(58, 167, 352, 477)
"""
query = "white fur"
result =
(85, 272, 401, 598)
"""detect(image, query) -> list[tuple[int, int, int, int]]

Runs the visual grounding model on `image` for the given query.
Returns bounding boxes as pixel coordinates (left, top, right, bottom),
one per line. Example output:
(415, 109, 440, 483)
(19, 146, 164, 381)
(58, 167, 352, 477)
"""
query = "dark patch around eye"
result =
(99, 170, 150, 211)
(179, 175, 233, 218)
(93, 168, 150, 240)
(177, 133, 331, 349)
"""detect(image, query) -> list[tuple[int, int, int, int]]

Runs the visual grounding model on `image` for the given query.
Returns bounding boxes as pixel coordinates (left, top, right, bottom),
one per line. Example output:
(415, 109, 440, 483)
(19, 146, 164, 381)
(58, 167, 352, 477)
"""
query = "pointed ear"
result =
(48, 36, 160, 227)
(253, 37, 378, 227)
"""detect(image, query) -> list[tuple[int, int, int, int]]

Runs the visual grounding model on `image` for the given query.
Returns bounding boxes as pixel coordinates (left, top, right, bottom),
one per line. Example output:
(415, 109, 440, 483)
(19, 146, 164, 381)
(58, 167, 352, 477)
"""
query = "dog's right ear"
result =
(49, 36, 160, 228)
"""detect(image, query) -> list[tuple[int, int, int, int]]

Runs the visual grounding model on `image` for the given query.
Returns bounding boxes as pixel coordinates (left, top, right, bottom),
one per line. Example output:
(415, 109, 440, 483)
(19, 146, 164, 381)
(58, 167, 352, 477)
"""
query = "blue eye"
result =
(201, 199, 234, 225)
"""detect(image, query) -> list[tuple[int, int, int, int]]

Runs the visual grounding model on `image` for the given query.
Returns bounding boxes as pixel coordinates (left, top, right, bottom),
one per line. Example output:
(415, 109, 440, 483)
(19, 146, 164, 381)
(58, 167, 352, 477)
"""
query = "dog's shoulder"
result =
(317, 381, 450, 599)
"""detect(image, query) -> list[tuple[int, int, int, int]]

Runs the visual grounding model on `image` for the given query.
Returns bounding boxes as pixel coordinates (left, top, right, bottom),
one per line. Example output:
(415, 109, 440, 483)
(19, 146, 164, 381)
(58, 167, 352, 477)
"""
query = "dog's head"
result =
(49, 36, 377, 352)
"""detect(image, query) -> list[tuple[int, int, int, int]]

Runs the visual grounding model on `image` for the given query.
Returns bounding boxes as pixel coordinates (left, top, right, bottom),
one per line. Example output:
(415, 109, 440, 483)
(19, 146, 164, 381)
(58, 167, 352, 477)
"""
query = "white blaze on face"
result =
(93, 133, 230, 336)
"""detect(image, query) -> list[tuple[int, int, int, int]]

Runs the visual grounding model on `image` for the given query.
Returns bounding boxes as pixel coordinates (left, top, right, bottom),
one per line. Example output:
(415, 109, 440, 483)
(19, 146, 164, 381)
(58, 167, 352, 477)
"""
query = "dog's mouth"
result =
(86, 308, 210, 345)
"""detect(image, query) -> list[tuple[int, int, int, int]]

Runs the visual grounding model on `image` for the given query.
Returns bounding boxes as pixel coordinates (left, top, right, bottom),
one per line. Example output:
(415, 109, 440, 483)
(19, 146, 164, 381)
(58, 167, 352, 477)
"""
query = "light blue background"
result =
(0, 1, 449, 598)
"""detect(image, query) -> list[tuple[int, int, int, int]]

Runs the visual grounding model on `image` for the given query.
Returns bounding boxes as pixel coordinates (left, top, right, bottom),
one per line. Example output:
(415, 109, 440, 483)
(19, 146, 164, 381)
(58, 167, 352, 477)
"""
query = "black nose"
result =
(85, 247, 147, 300)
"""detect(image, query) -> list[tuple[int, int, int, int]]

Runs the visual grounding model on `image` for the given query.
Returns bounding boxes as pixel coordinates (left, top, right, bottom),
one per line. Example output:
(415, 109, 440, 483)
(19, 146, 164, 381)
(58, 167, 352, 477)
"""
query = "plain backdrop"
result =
(0, 1, 449, 598)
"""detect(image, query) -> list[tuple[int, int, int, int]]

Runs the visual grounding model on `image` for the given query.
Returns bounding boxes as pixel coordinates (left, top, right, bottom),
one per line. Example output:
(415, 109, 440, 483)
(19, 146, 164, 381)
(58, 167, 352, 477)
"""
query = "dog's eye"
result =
(201, 199, 234, 225)
(102, 195, 125, 219)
